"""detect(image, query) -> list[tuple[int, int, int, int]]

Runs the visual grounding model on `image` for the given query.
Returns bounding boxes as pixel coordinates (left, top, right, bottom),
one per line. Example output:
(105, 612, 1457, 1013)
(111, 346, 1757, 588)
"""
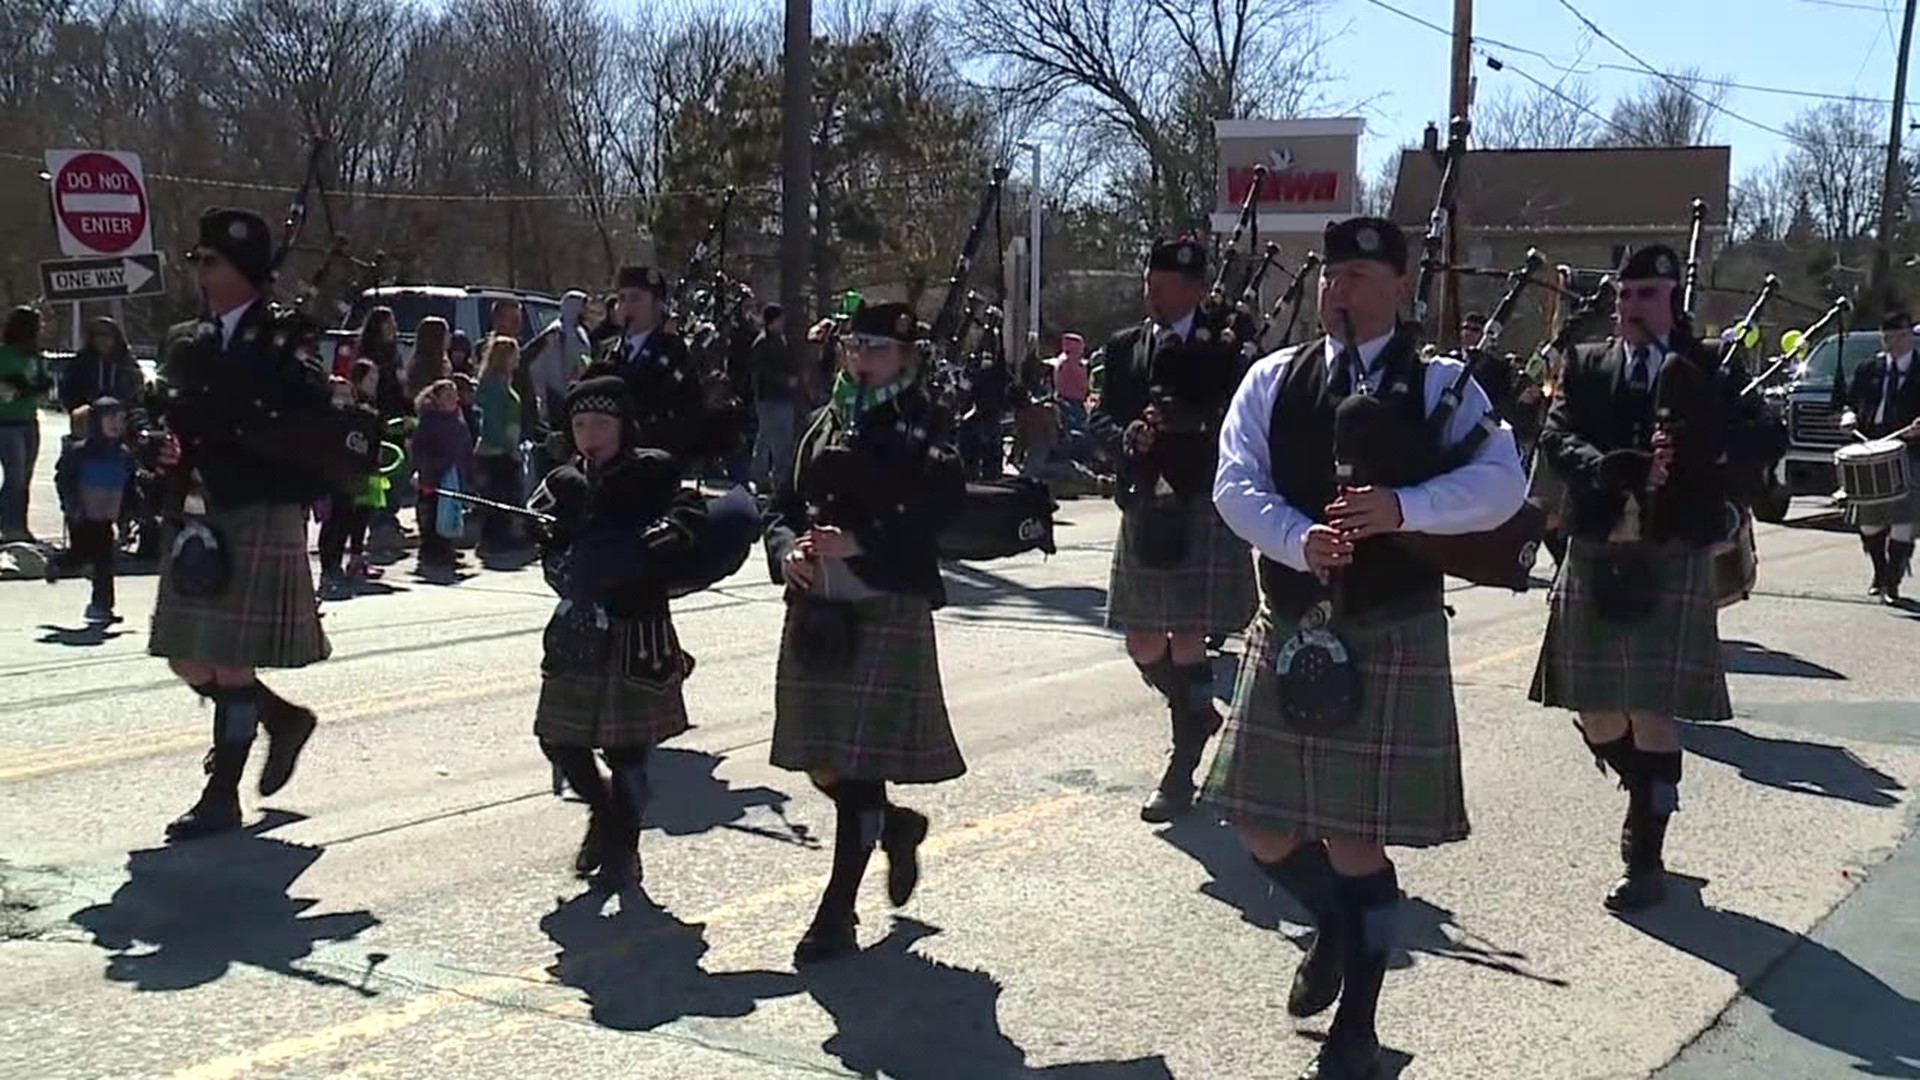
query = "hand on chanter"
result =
(1302, 523, 1353, 583)
(781, 546, 818, 591)
(1327, 485, 1403, 540)
(802, 525, 861, 560)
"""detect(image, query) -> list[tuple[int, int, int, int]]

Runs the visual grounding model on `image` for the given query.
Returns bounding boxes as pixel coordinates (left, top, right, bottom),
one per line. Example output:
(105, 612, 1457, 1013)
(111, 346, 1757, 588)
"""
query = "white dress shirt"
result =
(1213, 334, 1528, 574)
(624, 328, 654, 361)
(1151, 310, 1196, 345)
(1620, 336, 1671, 389)
(1876, 350, 1913, 426)
(217, 298, 257, 349)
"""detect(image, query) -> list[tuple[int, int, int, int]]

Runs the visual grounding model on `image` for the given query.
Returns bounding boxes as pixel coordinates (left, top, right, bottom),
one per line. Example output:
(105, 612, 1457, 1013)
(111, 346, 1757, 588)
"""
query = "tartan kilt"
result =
(149, 503, 331, 669)
(533, 618, 692, 750)
(772, 591, 965, 784)
(1105, 499, 1257, 636)
(1201, 606, 1468, 847)
(1528, 540, 1732, 720)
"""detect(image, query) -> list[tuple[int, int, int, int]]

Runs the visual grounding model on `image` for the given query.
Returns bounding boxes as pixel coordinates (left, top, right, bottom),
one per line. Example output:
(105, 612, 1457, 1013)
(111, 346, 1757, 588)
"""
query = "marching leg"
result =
(602, 747, 651, 890)
(879, 784, 929, 908)
(1252, 838, 1346, 1019)
(543, 742, 612, 879)
(1135, 650, 1194, 823)
(1299, 859, 1398, 1080)
(254, 679, 317, 798)
(166, 684, 260, 841)
(1862, 530, 1891, 597)
(1885, 535, 1914, 603)
(1607, 736, 1681, 914)
(796, 778, 884, 965)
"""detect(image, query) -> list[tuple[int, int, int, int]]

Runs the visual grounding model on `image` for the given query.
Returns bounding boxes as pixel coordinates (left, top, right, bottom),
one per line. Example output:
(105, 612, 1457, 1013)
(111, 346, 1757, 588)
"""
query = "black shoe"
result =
(1287, 915, 1348, 1018)
(593, 825, 642, 893)
(573, 815, 604, 879)
(164, 798, 242, 841)
(1296, 1031, 1383, 1080)
(881, 808, 929, 907)
(1604, 868, 1667, 913)
(1139, 767, 1195, 823)
(257, 694, 316, 797)
(793, 912, 859, 965)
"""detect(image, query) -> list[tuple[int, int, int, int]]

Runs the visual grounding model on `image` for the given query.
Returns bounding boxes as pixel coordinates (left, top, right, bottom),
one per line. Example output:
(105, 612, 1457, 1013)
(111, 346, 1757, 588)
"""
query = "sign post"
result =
(45, 150, 154, 259)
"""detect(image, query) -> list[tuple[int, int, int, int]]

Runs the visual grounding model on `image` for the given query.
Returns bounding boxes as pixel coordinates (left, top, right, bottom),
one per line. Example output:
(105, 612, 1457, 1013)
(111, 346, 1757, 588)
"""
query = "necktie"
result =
(1628, 346, 1651, 392)
(1886, 362, 1903, 419)
(1329, 347, 1359, 398)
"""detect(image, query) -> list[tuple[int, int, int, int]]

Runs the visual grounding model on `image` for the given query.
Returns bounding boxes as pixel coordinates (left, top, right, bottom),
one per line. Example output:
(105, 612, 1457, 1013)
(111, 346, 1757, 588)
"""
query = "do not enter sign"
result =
(45, 149, 153, 258)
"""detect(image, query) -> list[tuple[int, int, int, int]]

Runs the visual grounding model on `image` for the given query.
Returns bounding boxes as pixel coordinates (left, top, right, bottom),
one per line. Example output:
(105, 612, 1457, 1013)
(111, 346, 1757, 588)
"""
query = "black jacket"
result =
(763, 389, 967, 606)
(1088, 312, 1247, 503)
(1834, 351, 1920, 440)
(154, 301, 334, 507)
(586, 328, 707, 459)
(1539, 336, 1772, 546)
(532, 449, 708, 620)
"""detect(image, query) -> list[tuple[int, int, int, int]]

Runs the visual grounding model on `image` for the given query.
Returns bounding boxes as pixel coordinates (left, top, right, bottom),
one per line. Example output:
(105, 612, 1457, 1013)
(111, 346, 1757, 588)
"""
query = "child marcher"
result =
(47, 397, 138, 624)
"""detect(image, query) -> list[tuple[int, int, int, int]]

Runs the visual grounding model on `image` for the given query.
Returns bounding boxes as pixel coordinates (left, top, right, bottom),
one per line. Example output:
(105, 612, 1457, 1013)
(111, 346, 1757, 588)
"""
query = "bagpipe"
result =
(670, 189, 758, 460)
(919, 166, 1060, 563)
(429, 484, 761, 599)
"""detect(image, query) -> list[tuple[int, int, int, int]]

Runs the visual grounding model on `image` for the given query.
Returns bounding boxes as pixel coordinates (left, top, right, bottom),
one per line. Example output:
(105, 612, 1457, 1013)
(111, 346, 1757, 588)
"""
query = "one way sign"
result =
(40, 253, 165, 302)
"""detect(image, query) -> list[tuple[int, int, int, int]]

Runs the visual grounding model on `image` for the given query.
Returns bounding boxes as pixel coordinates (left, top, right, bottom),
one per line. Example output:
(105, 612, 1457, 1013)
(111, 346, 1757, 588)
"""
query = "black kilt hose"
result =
(1201, 607, 1468, 847)
(772, 591, 965, 785)
(149, 503, 331, 670)
(1106, 497, 1258, 636)
(534, 617, 693, 750)
(1529, 540, 1732, 720)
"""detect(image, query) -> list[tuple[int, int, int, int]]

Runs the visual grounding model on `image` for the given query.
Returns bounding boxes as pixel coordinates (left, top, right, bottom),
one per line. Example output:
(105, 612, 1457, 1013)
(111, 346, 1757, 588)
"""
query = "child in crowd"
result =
(48, 398, 137, 624)
(318, 373, 392, 598)
(475, 337, 526, 553)
(410, 379, 475, 574)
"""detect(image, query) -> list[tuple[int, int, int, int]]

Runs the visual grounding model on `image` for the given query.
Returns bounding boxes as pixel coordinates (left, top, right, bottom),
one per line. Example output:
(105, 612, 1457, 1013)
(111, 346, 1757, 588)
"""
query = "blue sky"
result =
(1326, 0, 1910, 180)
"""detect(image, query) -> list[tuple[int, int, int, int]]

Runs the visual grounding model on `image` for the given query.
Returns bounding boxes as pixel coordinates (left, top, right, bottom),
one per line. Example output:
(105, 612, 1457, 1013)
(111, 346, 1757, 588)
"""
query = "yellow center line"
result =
(170, 792, 1093, 1080)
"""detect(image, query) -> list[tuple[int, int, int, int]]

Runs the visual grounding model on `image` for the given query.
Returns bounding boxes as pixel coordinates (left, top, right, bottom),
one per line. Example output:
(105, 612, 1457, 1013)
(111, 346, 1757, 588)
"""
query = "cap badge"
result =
(1656, 254, 1674, 276)
(1356, 227, 1381, 253)
(896, 313, 913, 336)
(1175, 245, 1194, 266)
(228, 220, 251, 241)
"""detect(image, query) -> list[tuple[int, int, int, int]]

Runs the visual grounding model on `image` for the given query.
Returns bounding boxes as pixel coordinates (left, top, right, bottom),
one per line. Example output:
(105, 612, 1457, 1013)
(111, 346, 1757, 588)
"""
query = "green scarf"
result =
(828, 368, 913, 423)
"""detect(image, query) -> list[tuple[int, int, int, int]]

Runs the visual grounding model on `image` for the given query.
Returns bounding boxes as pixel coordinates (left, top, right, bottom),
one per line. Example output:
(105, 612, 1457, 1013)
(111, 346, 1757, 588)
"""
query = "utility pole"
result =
(781, 0, 813, 350)
(1871, 0, 1918, 316)
(1441, 0, 1473, 350)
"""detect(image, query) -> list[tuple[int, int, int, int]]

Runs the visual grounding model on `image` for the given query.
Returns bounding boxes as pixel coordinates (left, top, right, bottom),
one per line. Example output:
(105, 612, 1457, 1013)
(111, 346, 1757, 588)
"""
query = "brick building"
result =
(1387, 145, 1734, 351)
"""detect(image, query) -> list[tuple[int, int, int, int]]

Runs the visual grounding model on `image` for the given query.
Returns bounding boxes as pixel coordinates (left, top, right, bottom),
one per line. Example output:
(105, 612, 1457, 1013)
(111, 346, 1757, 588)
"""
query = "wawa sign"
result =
(1214, 118, 1361, 218)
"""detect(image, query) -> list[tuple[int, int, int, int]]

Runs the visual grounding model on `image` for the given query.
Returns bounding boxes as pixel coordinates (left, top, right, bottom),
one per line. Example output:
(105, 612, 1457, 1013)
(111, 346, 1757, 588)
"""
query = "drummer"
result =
(1836, 310, 1920, 603)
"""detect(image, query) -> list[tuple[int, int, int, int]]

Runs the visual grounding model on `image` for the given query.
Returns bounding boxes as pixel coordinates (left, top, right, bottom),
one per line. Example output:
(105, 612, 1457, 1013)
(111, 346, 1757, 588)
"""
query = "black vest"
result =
(1259, 335, 1445, 622)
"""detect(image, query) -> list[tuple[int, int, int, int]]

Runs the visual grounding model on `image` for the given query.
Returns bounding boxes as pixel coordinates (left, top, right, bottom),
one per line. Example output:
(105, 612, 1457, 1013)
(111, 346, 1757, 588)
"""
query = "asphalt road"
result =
(2, 434, 1917, 1078)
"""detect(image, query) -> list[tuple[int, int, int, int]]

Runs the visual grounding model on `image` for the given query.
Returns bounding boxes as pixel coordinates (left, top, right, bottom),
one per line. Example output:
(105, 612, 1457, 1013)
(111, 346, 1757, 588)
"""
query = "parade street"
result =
(0, 493, 1913, 1080)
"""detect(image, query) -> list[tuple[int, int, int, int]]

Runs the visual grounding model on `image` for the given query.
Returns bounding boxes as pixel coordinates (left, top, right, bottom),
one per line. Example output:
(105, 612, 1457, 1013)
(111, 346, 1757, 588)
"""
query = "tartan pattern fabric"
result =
(1528, 540, 1732, 720)
(534, 618, 692, 750)
(148, 503, 331, 669)
(772, 591, 965, 784)
(1200, 606, 1468, 848)
(1105, 499, 1258, 635)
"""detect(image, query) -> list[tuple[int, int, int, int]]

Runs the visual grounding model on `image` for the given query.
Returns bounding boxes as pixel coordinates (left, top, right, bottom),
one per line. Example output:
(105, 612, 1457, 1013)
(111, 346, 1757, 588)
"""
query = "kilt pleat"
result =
(772, 592, 965, 784)
(1200, 606, 1468, 848)
(149, 503, 331, 669)
(534, 619, 692, 750)
(1105, 499, 1257, 635)
(1528, 540, 1731, 719)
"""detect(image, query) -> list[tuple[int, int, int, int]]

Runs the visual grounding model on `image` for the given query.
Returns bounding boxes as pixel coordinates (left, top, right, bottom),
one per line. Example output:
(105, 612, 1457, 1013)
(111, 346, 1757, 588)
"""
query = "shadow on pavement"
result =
(800, 917, 1174, 1079)
(68, 810, 381, 994)
(1682, 724, 1905, 807)
(35, 622, 128, 647)
(1720, 639, 1846, 680)
(1157, 817, 1569, 989)
(1627, 874, 1920, 1079)
(539, 888, 800, 1032)
(940, 561, 1111, 629)
(647, 746, 814, 849)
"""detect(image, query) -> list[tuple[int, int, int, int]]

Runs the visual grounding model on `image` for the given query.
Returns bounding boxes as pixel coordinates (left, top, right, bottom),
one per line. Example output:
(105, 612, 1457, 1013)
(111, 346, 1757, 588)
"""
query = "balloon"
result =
(1780, 329, 1805, 355)
(1741, 325, 1762, 350)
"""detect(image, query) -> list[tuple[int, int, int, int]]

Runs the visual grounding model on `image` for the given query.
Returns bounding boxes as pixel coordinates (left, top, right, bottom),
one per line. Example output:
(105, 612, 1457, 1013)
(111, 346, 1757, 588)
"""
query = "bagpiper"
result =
(763, 301, 968, 964)
(1835, 310, 1920, 601)
(1207, 216, 1527, 1080)
(1529, 245, 1773, 912)
(148, 208, 333, 841)
(586, 265, 709, 461)
(1089, 237, 1258, 823)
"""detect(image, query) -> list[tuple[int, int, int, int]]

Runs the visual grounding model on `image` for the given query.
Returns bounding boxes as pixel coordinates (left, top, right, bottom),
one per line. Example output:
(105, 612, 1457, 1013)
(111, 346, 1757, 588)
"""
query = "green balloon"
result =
(1780, 329, 1805, 355)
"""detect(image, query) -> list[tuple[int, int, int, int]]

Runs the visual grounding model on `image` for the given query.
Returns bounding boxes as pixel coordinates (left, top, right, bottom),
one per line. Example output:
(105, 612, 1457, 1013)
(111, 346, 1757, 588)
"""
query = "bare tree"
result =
(1356, 150, 1402, 218)
(949, 0, 1333, 236)
(1599, 67, 1726, 147)
(1780, 99, 1886, 243)
(1729, 159, 1800, 245)
(1473, 77, 1602, 150)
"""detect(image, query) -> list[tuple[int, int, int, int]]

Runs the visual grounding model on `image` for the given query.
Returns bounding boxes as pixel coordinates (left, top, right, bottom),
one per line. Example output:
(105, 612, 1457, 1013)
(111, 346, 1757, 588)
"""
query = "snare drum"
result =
(1834, 438, 1916, 529)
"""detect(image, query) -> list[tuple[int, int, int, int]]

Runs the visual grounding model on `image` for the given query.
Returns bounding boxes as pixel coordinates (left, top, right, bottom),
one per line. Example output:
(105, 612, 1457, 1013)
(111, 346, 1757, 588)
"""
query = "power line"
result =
(1550, 0, 1796, 138)
(1793, 0, 1900, 11)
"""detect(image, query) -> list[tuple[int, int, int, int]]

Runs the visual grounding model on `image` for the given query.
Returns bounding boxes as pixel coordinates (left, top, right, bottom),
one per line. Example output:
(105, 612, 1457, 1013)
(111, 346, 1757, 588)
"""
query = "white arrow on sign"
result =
(120, 256, 155, 294)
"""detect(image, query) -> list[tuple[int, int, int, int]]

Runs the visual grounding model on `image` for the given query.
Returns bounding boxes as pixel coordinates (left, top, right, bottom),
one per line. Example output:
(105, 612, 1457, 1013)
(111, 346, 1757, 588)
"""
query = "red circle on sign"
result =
(54, 152, 148, 255)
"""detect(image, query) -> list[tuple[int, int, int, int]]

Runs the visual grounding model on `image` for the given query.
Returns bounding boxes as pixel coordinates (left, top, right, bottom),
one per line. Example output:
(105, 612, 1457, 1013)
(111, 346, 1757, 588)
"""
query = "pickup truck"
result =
(1768, 328, 1884, 516)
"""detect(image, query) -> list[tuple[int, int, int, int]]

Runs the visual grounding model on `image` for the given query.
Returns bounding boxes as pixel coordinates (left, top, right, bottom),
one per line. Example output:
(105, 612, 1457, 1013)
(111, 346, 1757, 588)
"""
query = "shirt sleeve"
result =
(1213, 348, 1317, 572)
(1394, 360, 1529, 535)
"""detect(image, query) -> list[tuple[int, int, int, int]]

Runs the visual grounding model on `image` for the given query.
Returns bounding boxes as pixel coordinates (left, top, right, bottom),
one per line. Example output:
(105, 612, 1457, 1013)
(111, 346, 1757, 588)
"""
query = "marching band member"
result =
(1090, 237, 1257, 824)
(148, 208, 333, 841)
(586, 265, 708, 461)
(1836, 310, 1920, 601)
(763, 301, 967, 964)
(1528, 246, 1767, 912)
(529, 375, 713, 892)
(1208, 217, 1526, 1080)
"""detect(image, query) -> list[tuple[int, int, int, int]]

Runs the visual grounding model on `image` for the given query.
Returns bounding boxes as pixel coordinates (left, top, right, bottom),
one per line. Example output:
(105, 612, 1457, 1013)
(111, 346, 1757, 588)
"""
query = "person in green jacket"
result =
(475, 336, 526, 553)
(0, 307, 54, 542)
